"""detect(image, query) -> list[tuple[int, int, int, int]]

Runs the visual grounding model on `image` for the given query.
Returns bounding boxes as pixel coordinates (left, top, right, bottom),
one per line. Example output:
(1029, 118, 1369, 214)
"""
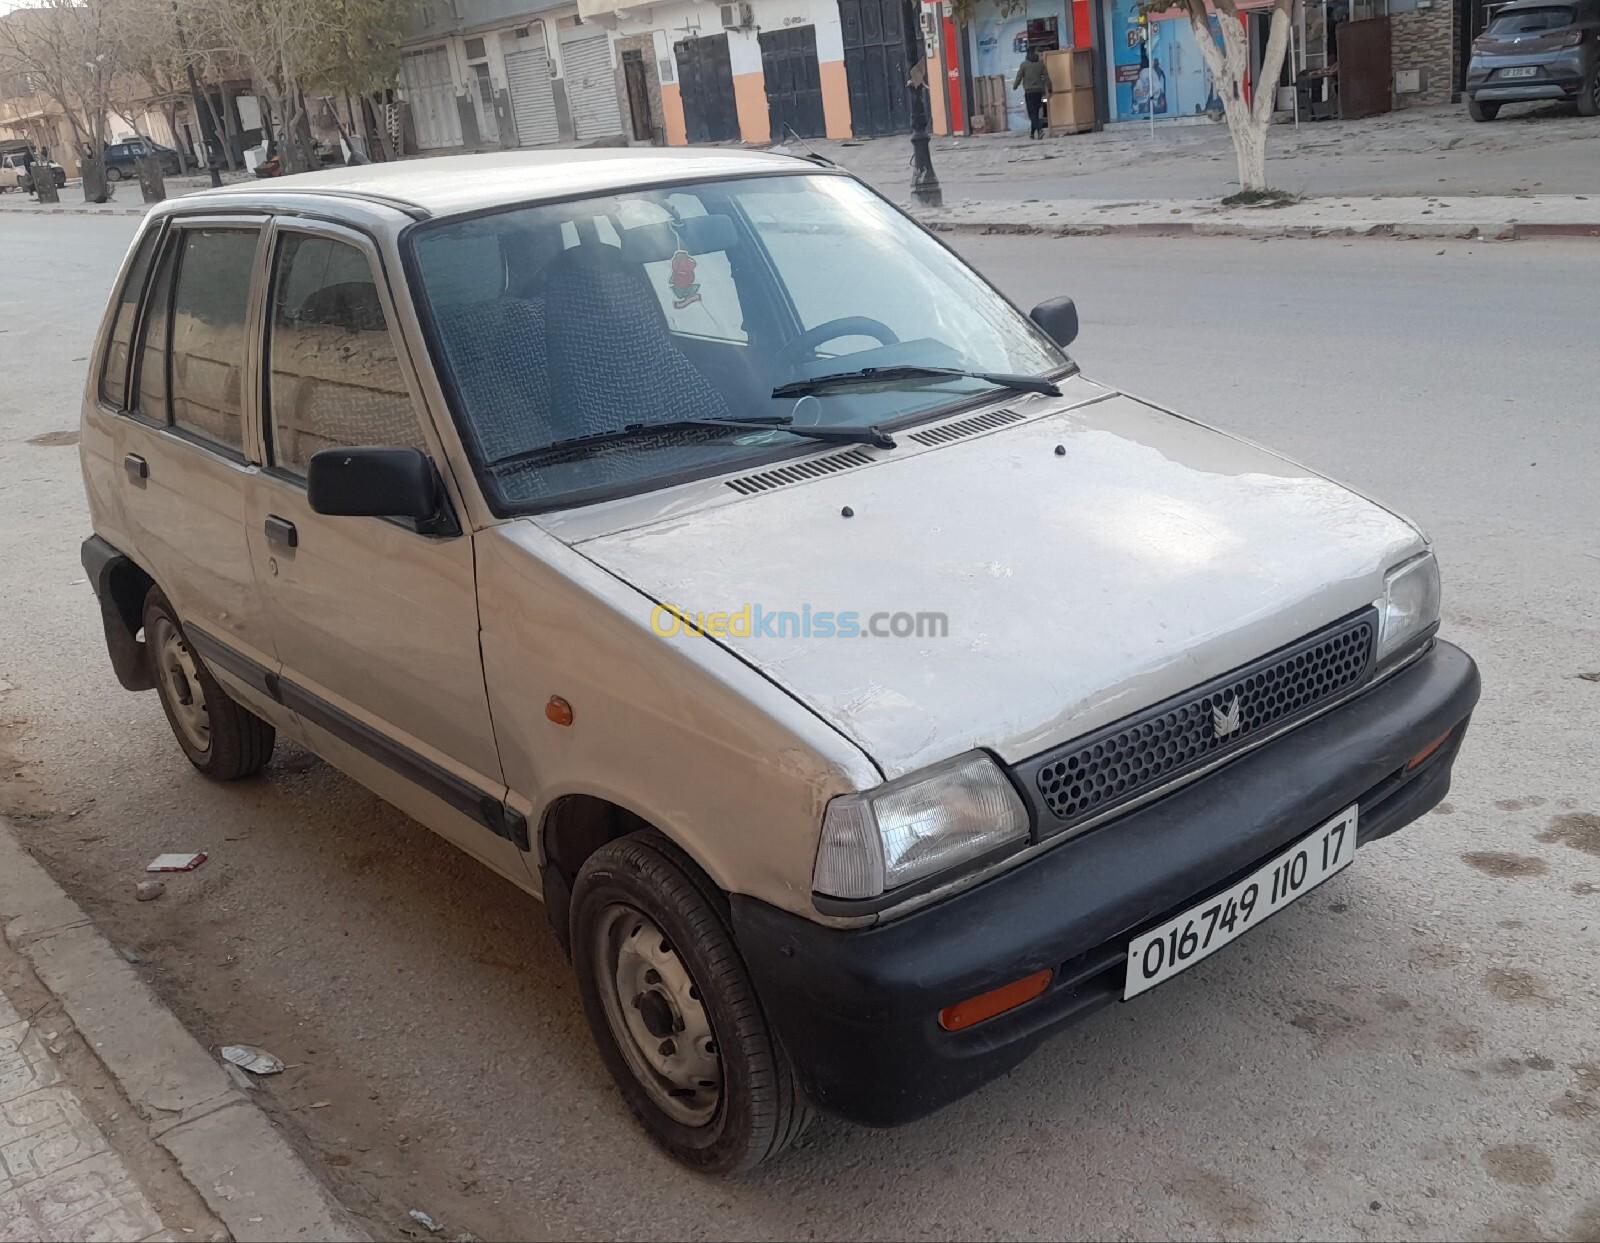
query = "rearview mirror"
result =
(307, 447, 441, 521)
(1029, 297, 1079, 348)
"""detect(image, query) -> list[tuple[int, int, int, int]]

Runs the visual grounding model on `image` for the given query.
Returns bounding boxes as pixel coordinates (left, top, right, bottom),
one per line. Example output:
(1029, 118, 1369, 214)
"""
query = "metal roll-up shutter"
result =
(504, 46, 560, 146)
(559, 28, 623, 141)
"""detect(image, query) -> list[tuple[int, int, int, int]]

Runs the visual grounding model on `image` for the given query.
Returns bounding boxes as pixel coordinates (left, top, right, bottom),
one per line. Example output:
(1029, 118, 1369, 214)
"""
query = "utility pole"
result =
(173, 1, 222, 187)
(903, 0, 942, 207)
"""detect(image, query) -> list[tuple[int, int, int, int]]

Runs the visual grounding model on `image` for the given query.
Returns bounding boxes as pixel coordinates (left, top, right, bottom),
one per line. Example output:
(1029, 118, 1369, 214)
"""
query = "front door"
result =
(759, 26, 826, 139)
(675, 34, 741, 142)
(623, 49, 654, 140)
(838, 0, 910, 136)
(246, 220, 529, 885)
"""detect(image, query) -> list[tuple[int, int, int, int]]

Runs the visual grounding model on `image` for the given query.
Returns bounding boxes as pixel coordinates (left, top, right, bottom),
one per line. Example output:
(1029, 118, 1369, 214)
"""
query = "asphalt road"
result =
(2, 215, 1598, 1242)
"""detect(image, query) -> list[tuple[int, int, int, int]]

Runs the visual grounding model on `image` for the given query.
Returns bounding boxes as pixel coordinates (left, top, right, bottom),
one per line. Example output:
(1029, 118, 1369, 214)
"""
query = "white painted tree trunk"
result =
(1183, 0, 1293, 194)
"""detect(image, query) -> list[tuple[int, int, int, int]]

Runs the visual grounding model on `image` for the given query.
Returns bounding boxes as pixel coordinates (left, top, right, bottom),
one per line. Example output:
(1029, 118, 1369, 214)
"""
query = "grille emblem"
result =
(1212, 697, 1243, 737)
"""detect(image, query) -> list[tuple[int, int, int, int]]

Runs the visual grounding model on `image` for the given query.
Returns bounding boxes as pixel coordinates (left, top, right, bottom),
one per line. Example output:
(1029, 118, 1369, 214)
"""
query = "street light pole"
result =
(903, 0, 942, 207)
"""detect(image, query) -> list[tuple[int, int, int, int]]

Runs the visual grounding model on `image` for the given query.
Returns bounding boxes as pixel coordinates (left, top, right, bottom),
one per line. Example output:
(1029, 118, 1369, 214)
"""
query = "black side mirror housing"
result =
(1029, 296, 1079, 348)
(307, 447, 442, 521)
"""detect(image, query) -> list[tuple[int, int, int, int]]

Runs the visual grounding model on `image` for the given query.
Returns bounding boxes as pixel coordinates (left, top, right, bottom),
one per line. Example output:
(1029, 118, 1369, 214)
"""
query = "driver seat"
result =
(542, 244, 733, 443)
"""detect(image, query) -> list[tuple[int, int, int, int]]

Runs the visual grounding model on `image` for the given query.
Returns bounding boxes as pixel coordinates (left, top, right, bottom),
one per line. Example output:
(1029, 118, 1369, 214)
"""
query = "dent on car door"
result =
(246, 223, 530, 886)
(111, 218, 286, 720)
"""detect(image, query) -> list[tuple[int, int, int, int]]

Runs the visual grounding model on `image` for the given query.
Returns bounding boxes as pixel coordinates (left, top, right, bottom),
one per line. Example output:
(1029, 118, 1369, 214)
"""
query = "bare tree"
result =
(1151, 0, 1292, 195)
(110, 0, 198, 168)
(0, 0, 122, 158)
(190, 0, 323, 171)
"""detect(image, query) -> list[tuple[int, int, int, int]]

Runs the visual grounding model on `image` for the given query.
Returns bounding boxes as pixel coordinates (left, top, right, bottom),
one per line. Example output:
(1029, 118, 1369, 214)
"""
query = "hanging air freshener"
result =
(666, 248, 702, 309)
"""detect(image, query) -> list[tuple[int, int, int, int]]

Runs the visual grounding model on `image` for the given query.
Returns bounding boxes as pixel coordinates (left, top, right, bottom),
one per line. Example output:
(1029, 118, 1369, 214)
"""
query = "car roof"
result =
(189, 148, 823, 220)
(1493, 0, 1582, 11)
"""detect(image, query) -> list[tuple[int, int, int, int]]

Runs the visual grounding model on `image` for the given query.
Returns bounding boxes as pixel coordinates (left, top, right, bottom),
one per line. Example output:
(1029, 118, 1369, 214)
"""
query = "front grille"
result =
(1018, 609, 1377, 838)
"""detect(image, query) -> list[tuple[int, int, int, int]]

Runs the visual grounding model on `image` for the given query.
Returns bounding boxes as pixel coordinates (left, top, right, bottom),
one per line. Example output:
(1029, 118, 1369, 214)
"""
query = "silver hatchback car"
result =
(79, 150, 1479, 1172)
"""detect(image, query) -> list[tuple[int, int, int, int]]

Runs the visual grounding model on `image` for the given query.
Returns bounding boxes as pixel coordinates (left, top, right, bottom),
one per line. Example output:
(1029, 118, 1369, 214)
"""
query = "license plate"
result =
(1123, 806, 1358, 1000)
(1498, 66, 1539, 78)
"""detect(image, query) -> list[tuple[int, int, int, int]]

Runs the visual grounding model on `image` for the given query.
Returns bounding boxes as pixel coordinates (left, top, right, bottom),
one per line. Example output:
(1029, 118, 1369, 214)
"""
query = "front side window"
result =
(169, 227, 259, 453)
(409, 173, 1063, 510)
(266, 233, 428, 477)
(100, 227, 161, 408)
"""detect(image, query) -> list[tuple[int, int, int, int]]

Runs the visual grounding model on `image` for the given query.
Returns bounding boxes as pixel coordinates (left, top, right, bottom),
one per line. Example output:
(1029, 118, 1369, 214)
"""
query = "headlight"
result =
(813, 752, 1029, 900)
(1376, 551, 1440, 666)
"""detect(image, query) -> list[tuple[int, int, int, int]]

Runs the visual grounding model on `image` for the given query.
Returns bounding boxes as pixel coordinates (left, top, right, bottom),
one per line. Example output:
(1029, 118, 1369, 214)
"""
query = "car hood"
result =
(566, 392, 1424, 781)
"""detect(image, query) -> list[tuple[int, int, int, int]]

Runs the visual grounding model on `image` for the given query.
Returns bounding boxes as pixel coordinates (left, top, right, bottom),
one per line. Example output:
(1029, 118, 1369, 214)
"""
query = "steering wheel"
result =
(780, 316, 900, 367)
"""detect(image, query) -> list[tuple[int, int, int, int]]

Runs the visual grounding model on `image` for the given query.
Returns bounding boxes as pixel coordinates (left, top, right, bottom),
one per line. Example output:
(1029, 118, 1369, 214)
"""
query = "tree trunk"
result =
(1185, 0, 1290, 195)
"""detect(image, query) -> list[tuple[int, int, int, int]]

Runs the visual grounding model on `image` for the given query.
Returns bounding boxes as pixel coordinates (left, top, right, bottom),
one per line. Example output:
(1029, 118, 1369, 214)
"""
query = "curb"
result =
(0, 205, 147, 217)
(0, 820, 368, 1243)
(918, 217, 1600, 242)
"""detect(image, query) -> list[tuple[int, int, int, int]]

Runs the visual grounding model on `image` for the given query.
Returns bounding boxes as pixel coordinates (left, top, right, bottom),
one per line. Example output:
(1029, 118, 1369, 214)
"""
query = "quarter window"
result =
(131, 236, 177, 424)
(266, 234, 427, 477)
(100, 227, 160, 408)
(169, 227, 259, 453)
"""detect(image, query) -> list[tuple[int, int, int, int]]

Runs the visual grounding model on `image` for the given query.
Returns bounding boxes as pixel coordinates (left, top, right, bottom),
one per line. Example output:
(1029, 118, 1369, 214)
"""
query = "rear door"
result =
(112, 216, 287, 723)
(244, 218, 530, 885)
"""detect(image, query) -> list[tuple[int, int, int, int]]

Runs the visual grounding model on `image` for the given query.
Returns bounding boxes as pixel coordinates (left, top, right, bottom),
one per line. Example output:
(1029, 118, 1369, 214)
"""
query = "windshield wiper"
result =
(490, 415, 895, 469)
(772, 365, 1062, 400)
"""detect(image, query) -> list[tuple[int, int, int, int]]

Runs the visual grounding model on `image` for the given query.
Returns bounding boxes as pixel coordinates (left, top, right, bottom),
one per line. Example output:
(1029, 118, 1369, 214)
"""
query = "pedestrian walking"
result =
(1014, 46, 1050, 139)
(18, 147, 35, 197)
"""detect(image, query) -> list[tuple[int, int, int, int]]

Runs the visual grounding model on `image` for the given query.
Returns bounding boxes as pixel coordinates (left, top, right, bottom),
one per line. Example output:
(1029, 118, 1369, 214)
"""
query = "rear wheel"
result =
(105, 165, 123, 182)
(1578, 70, 1600, 116)
(1468, 96, 1500, 121)
(570, 832, 811, 1173)
(144, 588, 274, 780)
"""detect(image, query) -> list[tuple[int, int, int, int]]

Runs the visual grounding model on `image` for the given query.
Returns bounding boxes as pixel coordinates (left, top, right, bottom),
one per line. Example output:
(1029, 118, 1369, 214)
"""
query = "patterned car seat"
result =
(432, 296, 552, 465)
(543, 243, 734, 442)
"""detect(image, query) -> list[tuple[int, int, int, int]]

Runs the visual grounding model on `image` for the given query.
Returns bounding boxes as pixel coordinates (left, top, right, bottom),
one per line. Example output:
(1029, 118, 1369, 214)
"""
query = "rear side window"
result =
(100, 229, 161, 408)
(169, 228, 259, 453)
(132, 238, 177, 423)
(265, 234, 428, 477)
(1486, 6, 1572, 32)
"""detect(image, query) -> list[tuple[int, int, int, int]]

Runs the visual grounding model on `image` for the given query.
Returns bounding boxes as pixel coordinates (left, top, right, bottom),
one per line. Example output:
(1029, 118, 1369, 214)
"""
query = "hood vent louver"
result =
(909, 408, 1024, 447)
(725, 447, 875, 495)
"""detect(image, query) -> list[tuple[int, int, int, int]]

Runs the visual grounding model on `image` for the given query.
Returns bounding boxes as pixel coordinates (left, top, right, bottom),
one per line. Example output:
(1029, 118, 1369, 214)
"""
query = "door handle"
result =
(123, 453, 147, 482)
(264, 515, 298, 549)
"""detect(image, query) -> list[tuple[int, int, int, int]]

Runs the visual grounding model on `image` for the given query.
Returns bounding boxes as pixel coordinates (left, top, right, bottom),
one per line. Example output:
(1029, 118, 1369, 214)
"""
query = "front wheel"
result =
(570, 832, 811, 1173)
(144, 588, 275, 780)
(1468, 97, 1500, 121)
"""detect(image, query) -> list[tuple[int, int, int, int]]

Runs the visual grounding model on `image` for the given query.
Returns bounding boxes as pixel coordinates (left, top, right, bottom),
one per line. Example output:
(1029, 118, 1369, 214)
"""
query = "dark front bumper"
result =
(732, 640, 1479, 1128)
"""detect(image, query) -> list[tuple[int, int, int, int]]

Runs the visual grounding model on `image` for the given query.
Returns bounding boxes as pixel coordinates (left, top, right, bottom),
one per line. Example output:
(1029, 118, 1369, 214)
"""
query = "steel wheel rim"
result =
(593, 903, 721, 1127)
(152, 617, 210, 753)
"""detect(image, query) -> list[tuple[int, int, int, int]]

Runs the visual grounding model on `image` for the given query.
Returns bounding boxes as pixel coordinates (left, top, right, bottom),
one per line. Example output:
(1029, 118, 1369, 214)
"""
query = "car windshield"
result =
(408, 172, 1066, 510)
(1486, 5, 1572, 32)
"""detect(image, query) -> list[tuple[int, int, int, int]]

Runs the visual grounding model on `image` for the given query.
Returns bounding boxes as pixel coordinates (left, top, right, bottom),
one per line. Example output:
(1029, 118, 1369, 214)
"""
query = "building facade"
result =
(397, 0, 632, 151)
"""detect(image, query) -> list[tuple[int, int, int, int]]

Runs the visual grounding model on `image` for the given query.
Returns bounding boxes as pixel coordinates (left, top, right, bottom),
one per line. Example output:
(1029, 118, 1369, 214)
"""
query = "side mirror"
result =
(307, 447, 441, 521)
(1029, 296, 1079, 348)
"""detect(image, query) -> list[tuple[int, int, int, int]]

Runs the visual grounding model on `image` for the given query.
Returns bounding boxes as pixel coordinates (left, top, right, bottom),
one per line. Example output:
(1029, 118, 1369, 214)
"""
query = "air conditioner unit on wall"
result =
(720, 2, 753, 29)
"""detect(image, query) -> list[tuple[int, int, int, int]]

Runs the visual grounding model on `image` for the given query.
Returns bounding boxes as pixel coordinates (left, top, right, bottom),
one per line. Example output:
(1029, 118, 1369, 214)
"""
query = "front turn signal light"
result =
(938, 969, 1053, 1031)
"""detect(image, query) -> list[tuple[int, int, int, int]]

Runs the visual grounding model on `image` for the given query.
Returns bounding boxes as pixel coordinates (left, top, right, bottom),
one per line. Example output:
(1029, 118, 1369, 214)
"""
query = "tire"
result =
(570, 832, 811, 1173)
(1468, 97, 1500, 121)
(105, 165, 122, 182)
(143, 587, 274, 780)
(1578, 71, 1600, 117)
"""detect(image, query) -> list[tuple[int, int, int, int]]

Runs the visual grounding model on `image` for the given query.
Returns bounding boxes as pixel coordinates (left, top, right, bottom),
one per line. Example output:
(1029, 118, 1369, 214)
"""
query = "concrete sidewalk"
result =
(0, 821, 366, 1243)
(912, 192, 1600, 240)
